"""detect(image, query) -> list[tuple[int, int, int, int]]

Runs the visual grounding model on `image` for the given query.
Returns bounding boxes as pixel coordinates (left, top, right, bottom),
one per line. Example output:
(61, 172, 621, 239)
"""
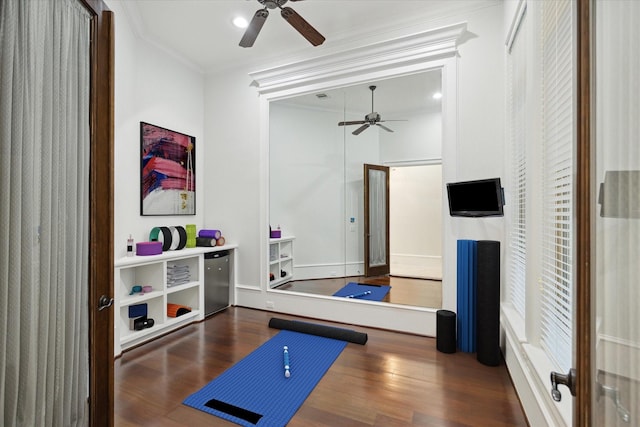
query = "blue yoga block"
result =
(128, 303, 147, 318)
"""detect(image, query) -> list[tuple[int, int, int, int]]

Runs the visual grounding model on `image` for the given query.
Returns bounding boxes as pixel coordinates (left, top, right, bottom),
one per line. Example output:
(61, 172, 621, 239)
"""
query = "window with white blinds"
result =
(507, 11, 527, 318)
(540, 0, 574, 372)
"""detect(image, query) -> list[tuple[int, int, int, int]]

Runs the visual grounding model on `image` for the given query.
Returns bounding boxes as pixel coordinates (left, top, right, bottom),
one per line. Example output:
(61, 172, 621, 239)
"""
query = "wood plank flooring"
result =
(114, 307, 528, 426)
(276, 275, 442, 308)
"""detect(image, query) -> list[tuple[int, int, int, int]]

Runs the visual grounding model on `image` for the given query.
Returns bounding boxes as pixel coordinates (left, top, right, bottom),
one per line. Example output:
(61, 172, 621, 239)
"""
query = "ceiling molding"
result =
(117, 0, 205, 75)
(249, 22, 467, 96)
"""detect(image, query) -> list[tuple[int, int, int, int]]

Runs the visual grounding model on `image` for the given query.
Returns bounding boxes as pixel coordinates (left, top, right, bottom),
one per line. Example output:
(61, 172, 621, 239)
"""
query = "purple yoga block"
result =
(136, 241, 162, 256)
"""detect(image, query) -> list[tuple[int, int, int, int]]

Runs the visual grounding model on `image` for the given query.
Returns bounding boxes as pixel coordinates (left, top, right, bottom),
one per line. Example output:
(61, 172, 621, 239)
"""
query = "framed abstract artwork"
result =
(140, 122, 196, 215)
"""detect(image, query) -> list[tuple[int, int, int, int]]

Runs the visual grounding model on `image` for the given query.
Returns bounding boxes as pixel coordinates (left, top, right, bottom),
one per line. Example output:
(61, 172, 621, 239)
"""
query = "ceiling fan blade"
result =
(338, 120, 366, 126)
(352, 124, 370, 135)
(280, 6, 325, 46)
(376, 123, 394, 133)
(239, 9, 269, 48)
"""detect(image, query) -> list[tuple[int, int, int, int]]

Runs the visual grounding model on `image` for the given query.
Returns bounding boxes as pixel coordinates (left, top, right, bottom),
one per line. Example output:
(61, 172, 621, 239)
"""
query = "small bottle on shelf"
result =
(127, 234, 134, 257)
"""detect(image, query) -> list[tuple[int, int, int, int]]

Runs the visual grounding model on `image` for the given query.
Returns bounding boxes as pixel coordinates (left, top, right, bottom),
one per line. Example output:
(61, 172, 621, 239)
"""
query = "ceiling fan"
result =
(239, 0, 325, 48)
(338, 86, 407, 136)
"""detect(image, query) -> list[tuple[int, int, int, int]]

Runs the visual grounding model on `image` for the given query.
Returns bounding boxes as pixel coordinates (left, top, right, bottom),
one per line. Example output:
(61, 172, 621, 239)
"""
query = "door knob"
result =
(598, 382, 631, 423)
(550, 368, 576, 402)
(98, 295, 114, 311)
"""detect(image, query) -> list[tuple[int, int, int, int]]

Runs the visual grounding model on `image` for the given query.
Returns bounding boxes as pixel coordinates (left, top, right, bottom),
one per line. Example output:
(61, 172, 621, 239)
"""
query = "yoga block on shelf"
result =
(128, 303, 147, 318)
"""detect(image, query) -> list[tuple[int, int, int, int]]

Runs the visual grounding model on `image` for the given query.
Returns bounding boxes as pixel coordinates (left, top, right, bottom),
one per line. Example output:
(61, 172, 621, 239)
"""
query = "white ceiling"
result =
(119, 0, 496, 74)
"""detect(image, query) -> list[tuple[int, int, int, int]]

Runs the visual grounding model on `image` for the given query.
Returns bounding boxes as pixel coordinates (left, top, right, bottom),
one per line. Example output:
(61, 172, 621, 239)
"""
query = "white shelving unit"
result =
(269, 236, 294, 288)
(114, 246, 235, 356)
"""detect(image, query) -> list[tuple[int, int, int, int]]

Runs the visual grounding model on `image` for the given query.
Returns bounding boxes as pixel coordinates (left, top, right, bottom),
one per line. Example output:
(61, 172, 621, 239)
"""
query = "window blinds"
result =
(540, 0, 574, 372)
(507, 11, 527, 318)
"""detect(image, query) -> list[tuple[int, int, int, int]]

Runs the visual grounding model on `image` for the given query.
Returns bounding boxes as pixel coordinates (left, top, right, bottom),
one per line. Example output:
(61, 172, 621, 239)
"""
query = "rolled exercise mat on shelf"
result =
(216, 236, 226, 247)
(167, 303, 192, 318)
(198, 229, 222, 239)
(268, 317, 368, 345)
(149, 226, 172, 251)
(185, 224, 196, 248)
(169, 226, 180, 250)
(174, 225, 187, 250)
(136, 241, 162, 256)
(196, 237, 217, 247)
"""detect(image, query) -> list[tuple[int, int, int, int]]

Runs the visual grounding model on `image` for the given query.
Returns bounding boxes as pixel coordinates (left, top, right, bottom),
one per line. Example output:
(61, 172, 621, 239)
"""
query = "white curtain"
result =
(0, 0, 91, 426)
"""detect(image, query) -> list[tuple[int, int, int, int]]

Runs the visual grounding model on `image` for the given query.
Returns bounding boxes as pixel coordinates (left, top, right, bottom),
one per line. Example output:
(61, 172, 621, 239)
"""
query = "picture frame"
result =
(140, 122, 196, 215)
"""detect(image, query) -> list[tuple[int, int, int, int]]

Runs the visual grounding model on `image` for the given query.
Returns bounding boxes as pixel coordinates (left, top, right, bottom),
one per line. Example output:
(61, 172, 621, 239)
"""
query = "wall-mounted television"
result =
(446, 178, 504, 217)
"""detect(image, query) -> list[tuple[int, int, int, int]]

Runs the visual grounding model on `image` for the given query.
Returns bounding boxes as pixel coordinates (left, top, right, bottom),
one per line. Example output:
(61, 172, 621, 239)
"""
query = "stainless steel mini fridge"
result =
(204, 250, 230, 316)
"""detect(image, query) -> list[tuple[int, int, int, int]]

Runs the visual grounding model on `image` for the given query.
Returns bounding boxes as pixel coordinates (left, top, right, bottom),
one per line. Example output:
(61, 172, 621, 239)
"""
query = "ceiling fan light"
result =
(233, 16, 249, 29)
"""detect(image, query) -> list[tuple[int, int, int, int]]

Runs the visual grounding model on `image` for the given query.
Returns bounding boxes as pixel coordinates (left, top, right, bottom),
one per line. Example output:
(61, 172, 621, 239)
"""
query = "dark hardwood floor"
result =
(115, 307, 528, 426)
(276, 275, 442, 308)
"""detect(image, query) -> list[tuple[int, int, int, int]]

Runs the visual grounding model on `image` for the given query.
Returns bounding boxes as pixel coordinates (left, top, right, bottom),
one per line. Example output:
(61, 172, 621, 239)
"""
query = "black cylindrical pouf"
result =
(436, 310, 456, 353)
(476, 240, 501, 366)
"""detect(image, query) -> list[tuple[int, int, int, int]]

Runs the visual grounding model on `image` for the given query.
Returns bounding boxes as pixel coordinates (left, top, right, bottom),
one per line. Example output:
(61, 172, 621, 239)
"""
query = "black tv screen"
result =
(446, 178, 504, 217)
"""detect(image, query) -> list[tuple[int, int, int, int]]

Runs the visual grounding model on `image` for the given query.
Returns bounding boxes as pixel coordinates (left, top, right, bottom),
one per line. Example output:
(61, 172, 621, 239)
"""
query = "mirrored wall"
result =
(269, 70, 444, 308)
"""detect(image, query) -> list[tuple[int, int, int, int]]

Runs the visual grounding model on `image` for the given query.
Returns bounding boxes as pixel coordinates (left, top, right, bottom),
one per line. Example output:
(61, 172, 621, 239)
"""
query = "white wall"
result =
(449, 3, 506, 245)
(107, 0, 205, 260)
(204, 3, 506, 327)
(380, 110, 442, 163)
(390, 164, 443, 279)
(108, 0, 506, 334)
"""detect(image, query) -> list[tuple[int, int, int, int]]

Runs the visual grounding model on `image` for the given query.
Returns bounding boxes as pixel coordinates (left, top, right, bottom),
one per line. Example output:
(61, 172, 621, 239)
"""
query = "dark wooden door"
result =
(82, 0, 115, 425)
(364, 164, 390, 277)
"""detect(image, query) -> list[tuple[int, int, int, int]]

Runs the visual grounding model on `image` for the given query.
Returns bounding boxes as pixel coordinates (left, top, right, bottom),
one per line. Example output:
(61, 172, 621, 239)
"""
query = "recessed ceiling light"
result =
(432, 92, 443, 100)
(233, 16, 249, 29)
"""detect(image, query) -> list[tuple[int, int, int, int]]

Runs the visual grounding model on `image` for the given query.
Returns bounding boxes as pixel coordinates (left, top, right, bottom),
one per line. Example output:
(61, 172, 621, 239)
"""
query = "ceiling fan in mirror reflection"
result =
(338, 86, 408, 135)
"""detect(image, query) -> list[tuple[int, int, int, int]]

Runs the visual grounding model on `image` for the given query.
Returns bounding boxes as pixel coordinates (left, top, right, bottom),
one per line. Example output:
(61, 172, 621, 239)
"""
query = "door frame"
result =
(364, 164, 390, 277)
(575, 0, 591, 424)
(81, 0, 115, 425)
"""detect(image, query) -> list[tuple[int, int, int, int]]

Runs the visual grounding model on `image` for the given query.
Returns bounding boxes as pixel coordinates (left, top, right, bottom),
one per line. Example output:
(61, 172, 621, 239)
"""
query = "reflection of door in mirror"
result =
(364, 164, 390, 277)
(593, 1, 640, 424)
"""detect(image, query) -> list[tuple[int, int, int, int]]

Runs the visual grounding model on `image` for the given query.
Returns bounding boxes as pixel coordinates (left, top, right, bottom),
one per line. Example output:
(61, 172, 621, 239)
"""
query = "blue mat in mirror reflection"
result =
(183, 330, 347, 427)
(332, 282, 391, 301)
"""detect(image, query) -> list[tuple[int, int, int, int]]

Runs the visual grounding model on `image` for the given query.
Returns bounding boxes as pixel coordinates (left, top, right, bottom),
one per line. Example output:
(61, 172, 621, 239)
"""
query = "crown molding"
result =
(249, 22, 467, 96)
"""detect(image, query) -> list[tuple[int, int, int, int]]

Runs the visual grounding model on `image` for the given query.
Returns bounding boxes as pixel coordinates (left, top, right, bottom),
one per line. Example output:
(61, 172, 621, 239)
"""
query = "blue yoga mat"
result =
(332, 282, 391, 301)
(183, 330, 347, 426)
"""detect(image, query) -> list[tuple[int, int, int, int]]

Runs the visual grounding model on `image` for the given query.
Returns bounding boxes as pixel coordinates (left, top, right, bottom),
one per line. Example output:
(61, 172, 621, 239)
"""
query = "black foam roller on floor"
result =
(268, 318, 368, 345)
(436, 310, 456, 353)
(476, 240, 501, 366)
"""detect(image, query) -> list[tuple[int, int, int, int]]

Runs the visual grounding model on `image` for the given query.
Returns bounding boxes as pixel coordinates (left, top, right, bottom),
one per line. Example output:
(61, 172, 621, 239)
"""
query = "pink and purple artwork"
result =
(140, 122, 195, 215)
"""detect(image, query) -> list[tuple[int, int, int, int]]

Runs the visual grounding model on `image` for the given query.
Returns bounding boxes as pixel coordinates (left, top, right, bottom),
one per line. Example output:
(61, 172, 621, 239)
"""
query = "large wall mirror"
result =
(269, 70, 444, 309)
